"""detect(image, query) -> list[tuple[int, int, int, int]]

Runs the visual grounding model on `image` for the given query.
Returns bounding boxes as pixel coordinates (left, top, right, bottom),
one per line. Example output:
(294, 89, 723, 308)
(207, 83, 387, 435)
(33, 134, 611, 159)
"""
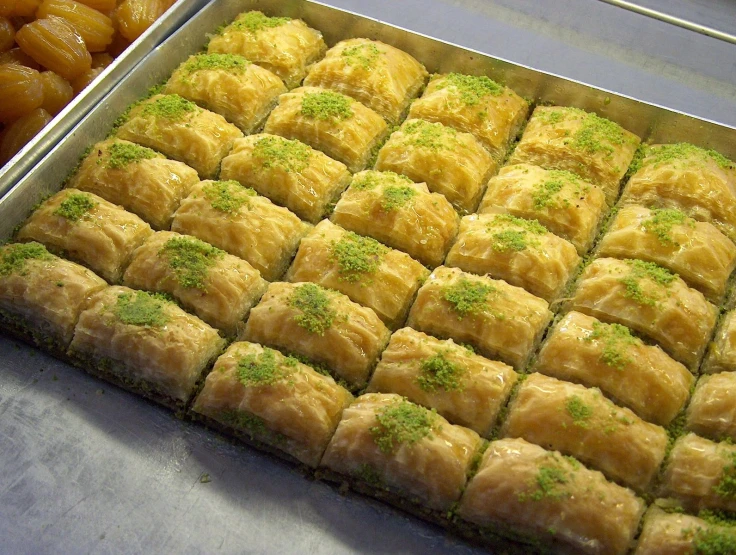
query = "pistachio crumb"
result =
(54, 193, 96, 222)
(289, 283, 336, 335)
(369, 399, 438, 453)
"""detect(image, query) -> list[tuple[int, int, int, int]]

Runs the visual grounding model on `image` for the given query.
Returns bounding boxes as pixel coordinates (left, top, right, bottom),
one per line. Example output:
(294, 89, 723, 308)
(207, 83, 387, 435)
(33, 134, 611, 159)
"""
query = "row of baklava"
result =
(4, 8, 736, 555)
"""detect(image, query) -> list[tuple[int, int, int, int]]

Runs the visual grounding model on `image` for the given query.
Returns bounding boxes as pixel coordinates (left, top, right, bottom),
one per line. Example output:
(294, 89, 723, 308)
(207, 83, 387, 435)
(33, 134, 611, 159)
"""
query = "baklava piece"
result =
(621, 143, 736, 243)
(535, 312, 693, 426)
(320, 393, 482, 512)
(702, 310, 736, 374)
(68, 138, 200, 230)
(285, 220, 428, 330)
(478, 163, 607, 254)
(243, 282, 390, 390)
(116, 94, 243, 179)
(406, 266, 552, 370)
(445, 214, 580, 302)
(165, 52, 287, 133)
(123, 231, 267, 336)
(570, 258, 717, 369)
(331, 170, 459, 267)
(171, 179, 310, 281)
(0, 242, 106, 352)
(68, 286, 225, 409)
(458, 438, 645, 555)
(662, 434, 736, 513)
(263, 86, 387, 172)
(220, 134, 350, 224)
(192, 341, 352, 467)
(16, 188, 153, 283)
(408, 73, 528, 162)
(502, 373, 668, 493)
(374, 119, 495, 214)
(635, 506, 736, 555)
(508, 106, 640, 205)
(303, 38, 427, 124)
(207, 11, 326, 89)
(598, 205, 736, 302)
(686, 372, 736, 442)
(366, 327, 517, 436)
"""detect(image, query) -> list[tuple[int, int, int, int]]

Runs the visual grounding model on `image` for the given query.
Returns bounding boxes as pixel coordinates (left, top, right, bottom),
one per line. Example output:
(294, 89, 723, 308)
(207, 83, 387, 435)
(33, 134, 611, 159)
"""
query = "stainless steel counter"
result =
(1, 1, 735, 553)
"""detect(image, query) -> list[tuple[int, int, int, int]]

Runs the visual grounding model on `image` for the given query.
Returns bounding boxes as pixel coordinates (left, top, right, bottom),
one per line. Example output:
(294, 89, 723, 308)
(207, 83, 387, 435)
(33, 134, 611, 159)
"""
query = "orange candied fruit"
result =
(0, 0, 42, 18)
(37, 0, 114, 53)
(0, 17, 15, 52)
(73, 0, 116, 12)
(0, 63, 44, 122)
(0, 107, 52, 163)
(0, 46, 40, 68)
(115, 0, 173, 42)
(39, 70, 73, 115)
(15, 15, 92, 80)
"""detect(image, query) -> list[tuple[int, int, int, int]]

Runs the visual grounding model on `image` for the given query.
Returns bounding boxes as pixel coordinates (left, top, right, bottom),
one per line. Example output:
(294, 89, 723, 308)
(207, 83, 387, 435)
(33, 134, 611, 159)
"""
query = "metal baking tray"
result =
(1, 0, 735, 553)
(0, 0, 205, 198)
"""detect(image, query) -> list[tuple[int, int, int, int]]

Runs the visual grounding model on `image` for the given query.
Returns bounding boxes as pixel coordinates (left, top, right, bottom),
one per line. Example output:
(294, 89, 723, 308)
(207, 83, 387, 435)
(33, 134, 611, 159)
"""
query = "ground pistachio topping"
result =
(685, 526, 736, 555)
(443, 277, 494, 319)
(114, 291, 170, 327)
(0, 242, 53, 276)
(54, 192, 96, 222)
(518, 455, 576, 502)
(355, 463, 382, 486)
(202, 180, 256, 213)
(105, 141, 157, 169)
(219, 409, 287, 444)
(381, 185, 417, 211)
(417, 350, 466, 392)
(566, 108, 628, 158)
(619, 259, 677, 307)
(330, 231, 387, 282)
(531, 169, 588, 210)
(351, 170, 411, 192)
(536, 109, 565, 126)
(160, 236, 225, 289)
(645, 143, 734, 171)
(438, 72, 504, 105)
(236, 348, 298, 387)
(565, 395, 593, 428)
(583, 320, 640, 370)
(229, 11, 290, 34)
(370, 399, 438, 453)
(301, 91, 354, 121)
(180, 53, 250, 77)
(402, 119, 457, 151)
(141, 94, 199, 120)
(289, 283, 336, 335)
(487, 214, 546, 252)
(641, 208, 695, 246)
(341, 42, 382, 69)
(714, 449, 736, 499)
(253, 135, 311, 173)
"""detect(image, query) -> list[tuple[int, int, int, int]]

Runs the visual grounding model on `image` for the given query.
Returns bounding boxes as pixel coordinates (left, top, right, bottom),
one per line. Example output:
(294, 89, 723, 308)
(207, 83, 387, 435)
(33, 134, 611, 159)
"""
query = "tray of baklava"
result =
(2, 0, 736, 553)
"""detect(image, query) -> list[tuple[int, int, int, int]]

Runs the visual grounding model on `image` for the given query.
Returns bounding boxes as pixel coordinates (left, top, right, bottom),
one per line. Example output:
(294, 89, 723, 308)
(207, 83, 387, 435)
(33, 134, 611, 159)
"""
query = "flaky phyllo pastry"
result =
(116, 94, 243, 179)
(331, 170, 459, 268)
(68, 286, 225, 408)
(304, 38, 427, 124)
(192, 341, 352, 467)
(220, 134, 350, 224)
(165, 52, 286, 133)
(16, 188, 153, 283)
(509, 105, 640, 205)
(171, 179, 310, 281)
(69, 138, 199, 230)
(408, 73, 528, 162)
(244, 282, 390, 389)
(263, 86, 387, 173)
(207, 11, 326, 89)
(285, 220, 428, 330)
(375, 119, 495, 213)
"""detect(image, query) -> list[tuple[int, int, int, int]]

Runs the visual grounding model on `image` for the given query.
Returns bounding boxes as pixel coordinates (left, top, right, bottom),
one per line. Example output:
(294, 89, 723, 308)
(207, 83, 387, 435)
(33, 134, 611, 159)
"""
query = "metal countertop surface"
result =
(1, 1, 735, 554)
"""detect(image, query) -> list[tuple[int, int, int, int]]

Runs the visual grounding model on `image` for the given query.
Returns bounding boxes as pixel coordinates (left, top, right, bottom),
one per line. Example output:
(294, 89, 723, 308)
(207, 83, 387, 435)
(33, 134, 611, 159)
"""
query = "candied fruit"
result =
(39, 70, 73, 115)
(16, 15, 92, 80)
(37, 0, 114, 52)
(0, 63, 43, 122)
(0, 107, 51, 164)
